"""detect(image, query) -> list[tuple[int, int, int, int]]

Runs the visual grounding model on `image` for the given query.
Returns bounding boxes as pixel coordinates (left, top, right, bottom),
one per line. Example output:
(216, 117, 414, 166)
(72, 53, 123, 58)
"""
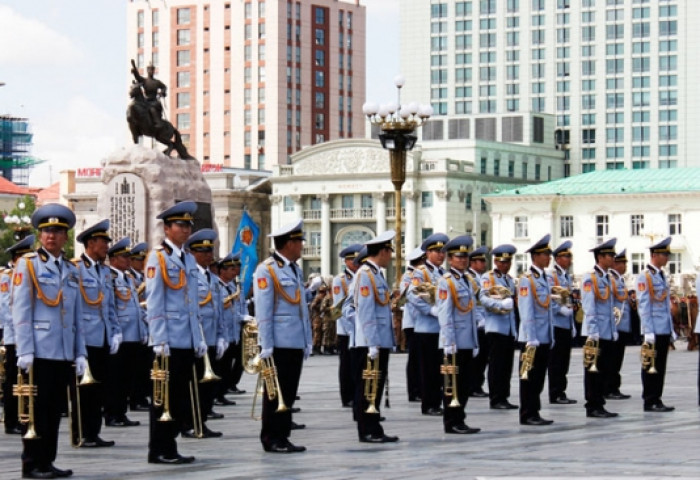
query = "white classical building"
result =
(485, 168, 700, 289)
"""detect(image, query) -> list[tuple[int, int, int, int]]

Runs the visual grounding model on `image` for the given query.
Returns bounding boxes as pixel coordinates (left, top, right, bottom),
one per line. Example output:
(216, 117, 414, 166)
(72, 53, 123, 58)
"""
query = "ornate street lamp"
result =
(4, 201, 33, 241)
(363, 75, 432, 286)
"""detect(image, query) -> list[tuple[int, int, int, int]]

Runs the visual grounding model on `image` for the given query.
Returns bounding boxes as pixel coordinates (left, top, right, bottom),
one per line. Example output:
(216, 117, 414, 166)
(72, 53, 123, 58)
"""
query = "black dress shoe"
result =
(408, 396, 421, 402)
(181, 429, 199, 439)
(587, 408, 619, 418)
(130, 403, 150, 412)
(22, 468, 55, 479)
(470, 391, 489, 398)
(80, 436, 115, 448)
(148, 453, 195, 464)
(227, 387, 246, 395)
(550, 396, 577, 405)
(342, 401, 353, 408)
(206, 411, 224, 420)
(644, 403, 675, 412)
(6, 425, 23, 434)
(445, 424, 481, 434)
(106, 416, 140, 427)
(264, 440, 306, 453)
(491, 402, 518, 410)
(214, 396, 236, 406)
(290, 421, 306, 430)
(520, 416, 554, 426)
(290, 407, 301, 413)
(202, 426, 223, 438)
(422, 407, 443, 416)
(605, 392, 631, 400)
(359, 433, 399, 443)
(49, 465, 73, 478)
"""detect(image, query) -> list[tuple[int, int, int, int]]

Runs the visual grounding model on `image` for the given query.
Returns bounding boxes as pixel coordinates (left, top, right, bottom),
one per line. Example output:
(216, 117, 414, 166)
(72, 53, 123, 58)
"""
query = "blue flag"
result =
(232, 210, 259, 299)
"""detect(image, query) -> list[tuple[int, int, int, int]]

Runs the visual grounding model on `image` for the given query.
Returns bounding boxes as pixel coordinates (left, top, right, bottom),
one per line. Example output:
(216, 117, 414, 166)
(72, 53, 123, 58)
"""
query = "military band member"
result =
(183, 228, 225, 437)
(467, 246, 489, 398)
(72, 219, 120, 448)
(352, 231, 399, 443)
(581, 238, 619, 418)
(479, 244, 518, 410)
(605, 249, 632, 400)
(695, 273, 700, 406)
(637, 236, 675, 412)
(547, 241, 577, 405)
(146, 201, 206, 464)
(214, 252, 242, 406)
(401, 247, 425, 403)
(333, 244, 362, 408)
(517, 234, 555, 426)
(128, 242, 151, 412)
(409, 232, 449, 416)
(254, 219, 311, 453)
(104, 237, 144, 427)
(437, 236, 481, 434)
(13, 204, 87, 478)
(1, 235, 35, 436)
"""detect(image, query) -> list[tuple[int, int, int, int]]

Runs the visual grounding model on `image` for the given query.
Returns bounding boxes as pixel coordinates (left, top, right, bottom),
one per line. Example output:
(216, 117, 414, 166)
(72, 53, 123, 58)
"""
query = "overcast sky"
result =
(0, 0, 400, 187)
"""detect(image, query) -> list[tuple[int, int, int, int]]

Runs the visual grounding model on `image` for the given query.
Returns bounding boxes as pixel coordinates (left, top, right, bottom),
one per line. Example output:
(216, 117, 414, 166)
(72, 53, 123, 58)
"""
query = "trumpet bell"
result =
(78, 364, 99, 386)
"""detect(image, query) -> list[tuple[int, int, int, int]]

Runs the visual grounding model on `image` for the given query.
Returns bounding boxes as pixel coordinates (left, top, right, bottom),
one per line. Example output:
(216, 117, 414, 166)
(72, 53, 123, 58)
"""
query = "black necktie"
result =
(289, 262, 298, 278)
(180, 252, 186, 265)
(55, 260, 62, 274)
(206, 271, 211, 283)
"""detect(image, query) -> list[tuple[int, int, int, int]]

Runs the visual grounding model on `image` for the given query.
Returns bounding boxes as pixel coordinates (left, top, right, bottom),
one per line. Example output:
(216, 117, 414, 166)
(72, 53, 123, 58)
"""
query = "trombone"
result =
(189, 365, 204, 438)
(641, 341, 658, 374)
(151, 348, 172, 422)
(440, 349, 460, 408)
(68, 359, 99, 448)
(13, 365, 39, 440)
(362, 354, 380, 414)
(583, 337, 600, 372)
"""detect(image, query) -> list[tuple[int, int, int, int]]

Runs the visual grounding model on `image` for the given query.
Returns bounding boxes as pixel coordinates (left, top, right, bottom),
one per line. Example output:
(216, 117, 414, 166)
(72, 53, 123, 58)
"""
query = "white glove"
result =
(17, 354, 34, 372)
(110, 333, 122, 355)
(443, 345, 456, 355)
(612, 331, 619, 342)
(154, 344, 171, 357)
(309, 276, 323, 291)
(501, 298, 514, 310)
(368, 346, 379, 360)
(560, 306, 573, 317)
(216, 338, 227, 360)
(473, 348, 479, 358)
(304, 344, 313, 360)
(195, 341, 207, 358)
(571, 326, 577, 338)
(259, 347, 273, 359)
(429, 306, 439, 317)
(526, 340, 540, 348)
(644, 333, 655, 344)
(243, 315, 255, 323)
(588, 333, 600, 342)
(75, 356, 89, 377)
(141, 335, 148, 345)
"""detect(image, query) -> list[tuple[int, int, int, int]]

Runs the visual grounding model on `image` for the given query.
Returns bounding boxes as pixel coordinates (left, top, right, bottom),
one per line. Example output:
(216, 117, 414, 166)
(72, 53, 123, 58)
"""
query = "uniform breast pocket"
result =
(274, 314, 290, 325)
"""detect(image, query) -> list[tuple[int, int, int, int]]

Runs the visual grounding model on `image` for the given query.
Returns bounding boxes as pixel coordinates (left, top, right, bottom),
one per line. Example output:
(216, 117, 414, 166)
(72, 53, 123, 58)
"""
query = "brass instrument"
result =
(362, 354, 381, 414)
(440, 351, 460, 408)
(328, 294, 347, 321)
(150, 349, 173, 422)
(198, 324, 221, 383)
(223, 276, 242, 305)
(641, 342, 658, 374)
(551, 286, 572, 306)
(394, 287, 409, 309)
(486, 285, 514, 314)
(68, 360, 98, 448)
(413, 282, 437, 305)
(613, 306, 622, 326)
(189, 366, 204, 438)
(14, 366, 39, 440)
(582, 338, 600, 372)
(137, 282, 146, 309)
(242, 320, 260, 375)
(520, 345, 536, 380)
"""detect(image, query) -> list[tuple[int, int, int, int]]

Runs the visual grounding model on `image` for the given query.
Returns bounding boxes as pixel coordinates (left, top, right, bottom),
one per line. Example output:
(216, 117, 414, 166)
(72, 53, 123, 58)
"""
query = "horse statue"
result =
(126, 81, 195, 160)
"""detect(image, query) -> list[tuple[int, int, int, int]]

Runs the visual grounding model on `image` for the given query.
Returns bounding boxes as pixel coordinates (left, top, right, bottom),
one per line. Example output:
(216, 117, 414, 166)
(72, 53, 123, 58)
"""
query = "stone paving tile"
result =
(0, 345, 699, 479)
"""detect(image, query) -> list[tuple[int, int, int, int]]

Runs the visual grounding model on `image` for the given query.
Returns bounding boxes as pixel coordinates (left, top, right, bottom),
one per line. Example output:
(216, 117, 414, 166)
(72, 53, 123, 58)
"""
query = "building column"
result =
(374, 191, 386, 234)
(321, 194, 331, 276)
(405, 191, 418, 254)
(291, 194, 303, 219)
(215, 214, 230, 259)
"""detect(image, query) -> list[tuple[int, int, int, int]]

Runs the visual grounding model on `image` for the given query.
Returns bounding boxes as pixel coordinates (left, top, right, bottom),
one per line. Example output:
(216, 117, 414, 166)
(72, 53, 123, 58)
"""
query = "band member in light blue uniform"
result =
(605, 249, 633, 400)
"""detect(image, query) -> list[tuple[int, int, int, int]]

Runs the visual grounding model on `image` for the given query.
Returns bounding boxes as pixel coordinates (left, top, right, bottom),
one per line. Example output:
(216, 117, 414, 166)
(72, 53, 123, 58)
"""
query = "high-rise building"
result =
(126, 0, 366, 168)
(400, 0, 700, 175)
(0, 115, 43, 185)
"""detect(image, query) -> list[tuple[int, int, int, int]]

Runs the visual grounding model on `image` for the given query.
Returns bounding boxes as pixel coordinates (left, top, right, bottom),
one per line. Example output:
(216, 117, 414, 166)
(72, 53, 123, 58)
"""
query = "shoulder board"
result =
(359, 264, 370, 272)
(443, 272, 452, 279)
(70, 258, 80, 267)
(520, 272, 531, 280)
(263, 257, 275, 266)
(109, 268, 119, 278)
(23, 252, 37, 259)
(125, 270, 134, 278)
(155, 245, 165, 251)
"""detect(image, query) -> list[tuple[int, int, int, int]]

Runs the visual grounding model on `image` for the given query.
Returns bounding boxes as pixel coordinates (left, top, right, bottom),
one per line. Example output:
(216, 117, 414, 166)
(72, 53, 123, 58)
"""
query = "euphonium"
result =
(150, 348, 173, 422)
(242, 319, 261, 375)
(362, 354, 381, 414)
(520, 345, 536, 380)
(641, 341, 658, 374)
(440, 350, 460, 408)
(583, 337, 600, 372)
(14, 366, 39, 440)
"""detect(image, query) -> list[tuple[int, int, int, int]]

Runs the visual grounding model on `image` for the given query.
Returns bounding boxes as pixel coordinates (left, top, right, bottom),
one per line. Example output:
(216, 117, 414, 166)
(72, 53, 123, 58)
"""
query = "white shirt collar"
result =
(276, 251, 294, 267)
(531, 264, 544, 275)
(164, 239, 183, 259)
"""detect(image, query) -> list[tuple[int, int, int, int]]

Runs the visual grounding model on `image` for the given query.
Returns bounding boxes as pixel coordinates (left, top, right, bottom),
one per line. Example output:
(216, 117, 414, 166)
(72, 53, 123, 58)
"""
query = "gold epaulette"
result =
(155, 245, 165, 251)
(443, 272, 452, 279)
(70, 258, 81, 267)
(22, 252, 37, 259)
(359, 264, 371, 272)
(263, 257, 275, 266)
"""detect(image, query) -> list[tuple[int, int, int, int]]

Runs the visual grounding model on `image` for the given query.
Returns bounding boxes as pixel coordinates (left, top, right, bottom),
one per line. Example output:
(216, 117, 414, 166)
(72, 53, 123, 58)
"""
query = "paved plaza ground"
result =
(0, 344, 699, 479)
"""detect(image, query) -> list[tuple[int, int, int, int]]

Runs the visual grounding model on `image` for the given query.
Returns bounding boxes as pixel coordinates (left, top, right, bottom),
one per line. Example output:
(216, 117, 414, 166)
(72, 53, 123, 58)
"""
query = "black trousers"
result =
(71, 344, 108, 440)
(469, 328, 489, 395)
(584, 339, 614, 412)
(519, 343, 550, 421)
(149, 348, 194, 458)
(260, 348, 303, 448)
(3, 344, 19, 431)
(351, 347, 389, 437)
(443, 350, 472, 430)
(605, 330, 632, 396)
(213, 342, 236, 398)
(336, 334, 354, 405)
(642, 334, 671, 407)
(415, 332, 442, 412)
(22, 359, 72, 473)
(403, 328, 421, 400)
(182, 347, 217, 432)
(487, 332, 515, 406)
(230, 335, 245, 390)
(548, 326, 573, 401)
(131, 342, 152, 407)
(104, 341, 140, 420)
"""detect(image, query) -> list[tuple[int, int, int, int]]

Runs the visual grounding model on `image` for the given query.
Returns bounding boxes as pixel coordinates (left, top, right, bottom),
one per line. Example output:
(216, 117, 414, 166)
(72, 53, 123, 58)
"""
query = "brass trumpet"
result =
(151, 348, 172, 422)
(250, 355, 288, 420)
(641, 342, 658, 374)
(14, 366, 39, 440)
(362, 354, 381, 414)
(520, 345, 536, 380)
(583, 337, 600, 372)
(440, 350, 460, 408)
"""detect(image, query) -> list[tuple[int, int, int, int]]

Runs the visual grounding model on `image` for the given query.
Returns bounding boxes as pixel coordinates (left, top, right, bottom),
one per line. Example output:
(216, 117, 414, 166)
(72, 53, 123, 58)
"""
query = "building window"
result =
(283, 196, 294, 212)
(176, 50, 190, 66)
(177, 8, 190, 25)
(630, 214, 644, 236)
(481, 199, 487, 212)
(315, 29, 325, 46)
(315, 7, 326, 24)
(514, 216, 528, 238)
(464, 192, 472, 210)
(560, 215, 574, 237)
(668, 253, 681, 274)
(176, 113, 190, 130)
(177, 29, 190, 46)
(595, 215, 609, 243)
(137, 10, 144, 28)
(668, 214, 682, 235)
(341, 195, 353, 209)
(631, 253, 645, 275)
(421, 192, 434, 208)
(514, 253, 528, 276)
(177, 71, 190, 87)
(176, 92, 190, 109)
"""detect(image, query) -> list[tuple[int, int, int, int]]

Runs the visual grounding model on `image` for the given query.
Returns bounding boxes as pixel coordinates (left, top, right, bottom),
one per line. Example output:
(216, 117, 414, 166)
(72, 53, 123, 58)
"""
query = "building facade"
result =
(485, 168, 700, 289)
(399, 0, 700, 175)
(126, 0, 366, 168)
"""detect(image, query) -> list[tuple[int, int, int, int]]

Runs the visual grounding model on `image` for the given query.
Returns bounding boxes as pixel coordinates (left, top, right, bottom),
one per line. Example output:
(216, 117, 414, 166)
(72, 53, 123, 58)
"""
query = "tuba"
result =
(440, 350, 460, 407)
(583, 337, 600, 372)
(640, 341, 658, 374)
(551, 286, 572, 306)
(519, 345, 536, 380)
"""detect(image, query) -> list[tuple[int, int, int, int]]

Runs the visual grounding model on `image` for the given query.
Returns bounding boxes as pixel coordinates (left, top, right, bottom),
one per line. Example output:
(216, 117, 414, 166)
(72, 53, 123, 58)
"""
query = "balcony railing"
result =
(302, 210, 322, 220)
(303, 245, 321, 257)
(385, 207, 406, 219)
(329, 208, 374, 220)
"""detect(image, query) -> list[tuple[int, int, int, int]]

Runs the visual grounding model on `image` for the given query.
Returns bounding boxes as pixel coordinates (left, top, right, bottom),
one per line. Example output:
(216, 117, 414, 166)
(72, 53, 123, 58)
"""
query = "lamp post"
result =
(4, 201, 32, 241)
(363, 75, 432, 287)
